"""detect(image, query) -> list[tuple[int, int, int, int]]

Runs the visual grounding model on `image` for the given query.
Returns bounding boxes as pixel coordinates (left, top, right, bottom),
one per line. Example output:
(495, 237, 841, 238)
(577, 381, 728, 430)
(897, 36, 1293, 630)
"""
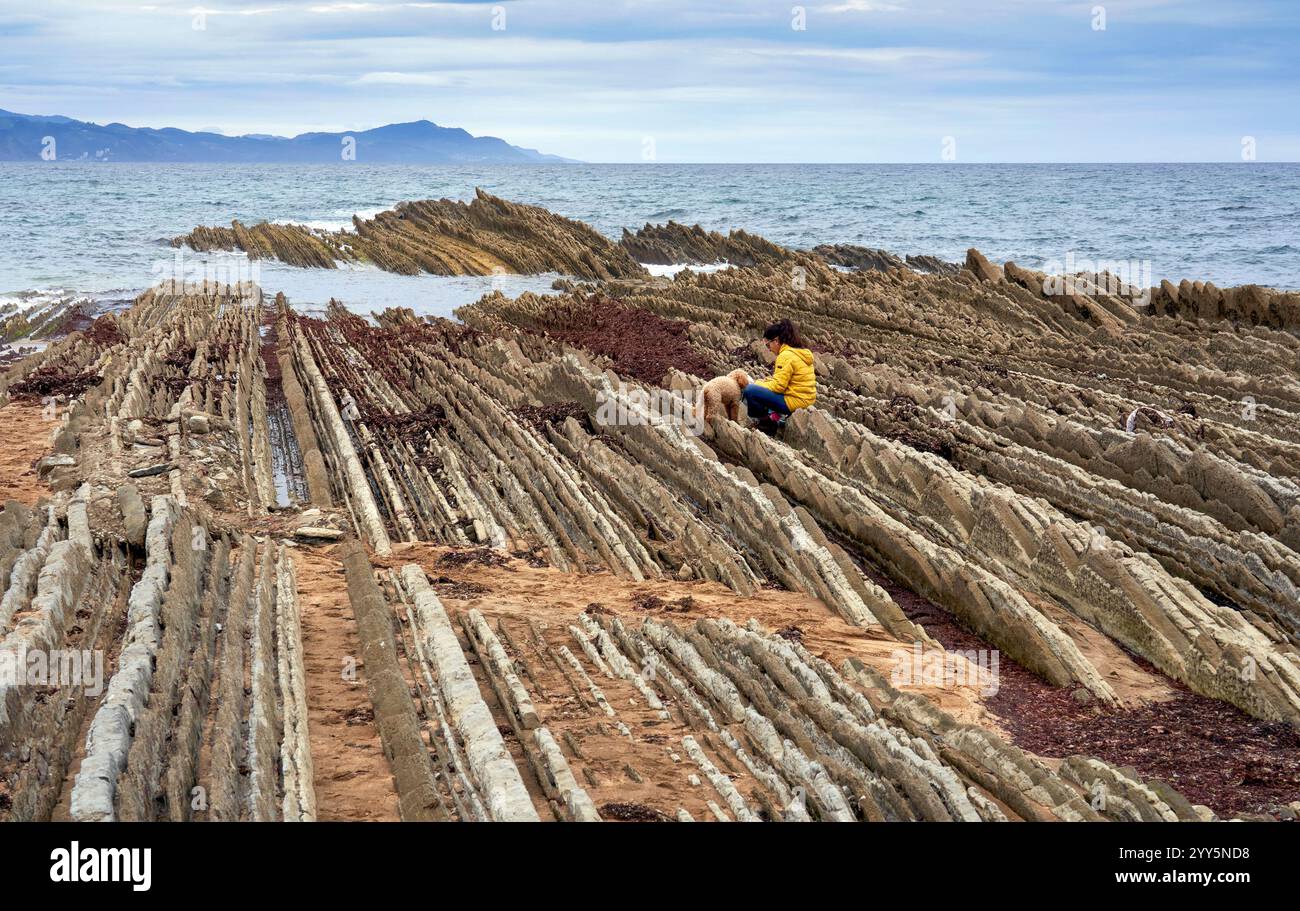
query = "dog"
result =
(696, 369, 751, 423)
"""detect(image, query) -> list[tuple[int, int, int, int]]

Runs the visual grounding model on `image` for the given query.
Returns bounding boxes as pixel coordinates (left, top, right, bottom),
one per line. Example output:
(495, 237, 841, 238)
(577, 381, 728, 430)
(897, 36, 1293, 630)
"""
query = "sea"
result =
(1, 162, 1297, 320)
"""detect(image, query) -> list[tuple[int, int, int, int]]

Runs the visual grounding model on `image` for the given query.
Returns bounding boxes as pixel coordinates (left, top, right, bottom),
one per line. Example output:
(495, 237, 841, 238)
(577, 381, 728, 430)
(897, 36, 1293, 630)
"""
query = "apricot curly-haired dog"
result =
(695, 369, 751, 422)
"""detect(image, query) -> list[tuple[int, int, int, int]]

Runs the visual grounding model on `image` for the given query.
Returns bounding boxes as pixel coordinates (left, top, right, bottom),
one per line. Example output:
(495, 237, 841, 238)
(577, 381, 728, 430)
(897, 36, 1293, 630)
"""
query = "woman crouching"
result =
(742, 319, 816, 427)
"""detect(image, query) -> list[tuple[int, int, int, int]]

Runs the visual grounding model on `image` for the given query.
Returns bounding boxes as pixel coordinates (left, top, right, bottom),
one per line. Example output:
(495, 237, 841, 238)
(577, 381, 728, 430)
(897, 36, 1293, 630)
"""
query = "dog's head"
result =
(728, 369, 751, 388)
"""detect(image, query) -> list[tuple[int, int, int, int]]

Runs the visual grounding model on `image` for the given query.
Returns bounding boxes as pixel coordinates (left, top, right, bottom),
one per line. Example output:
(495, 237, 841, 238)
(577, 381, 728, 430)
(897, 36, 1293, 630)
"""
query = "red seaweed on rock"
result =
(84, 315, 127, 348)
(468, 292, 712, 383)
(8, 364, 103, 399)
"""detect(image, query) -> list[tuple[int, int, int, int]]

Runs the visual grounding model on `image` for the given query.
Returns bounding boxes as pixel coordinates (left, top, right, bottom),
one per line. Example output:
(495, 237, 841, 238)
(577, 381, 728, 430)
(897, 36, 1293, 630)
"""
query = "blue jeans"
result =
(742, 384, 790, 420)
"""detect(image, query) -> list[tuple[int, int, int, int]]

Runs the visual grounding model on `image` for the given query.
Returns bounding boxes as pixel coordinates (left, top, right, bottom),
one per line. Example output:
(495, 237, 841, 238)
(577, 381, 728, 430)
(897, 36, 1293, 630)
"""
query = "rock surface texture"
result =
(174, 189, 646, 281)
(2, 195, 1298, 822)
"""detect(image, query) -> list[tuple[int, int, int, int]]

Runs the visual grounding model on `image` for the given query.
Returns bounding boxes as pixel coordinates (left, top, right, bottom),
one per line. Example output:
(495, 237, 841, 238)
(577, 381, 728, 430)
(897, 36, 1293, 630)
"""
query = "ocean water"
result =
(1, 162, 1296, 320)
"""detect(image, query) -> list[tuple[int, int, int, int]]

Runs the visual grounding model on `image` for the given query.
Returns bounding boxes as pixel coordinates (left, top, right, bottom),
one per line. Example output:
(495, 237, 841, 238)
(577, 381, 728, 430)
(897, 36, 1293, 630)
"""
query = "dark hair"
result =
(763, 319, 804, 348)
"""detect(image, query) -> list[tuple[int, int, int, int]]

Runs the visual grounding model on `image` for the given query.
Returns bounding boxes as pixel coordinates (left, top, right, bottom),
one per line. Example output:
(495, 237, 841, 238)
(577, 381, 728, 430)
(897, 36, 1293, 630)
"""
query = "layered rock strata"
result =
(174, 189, 645, 281)
(3, 193, 1297, 821)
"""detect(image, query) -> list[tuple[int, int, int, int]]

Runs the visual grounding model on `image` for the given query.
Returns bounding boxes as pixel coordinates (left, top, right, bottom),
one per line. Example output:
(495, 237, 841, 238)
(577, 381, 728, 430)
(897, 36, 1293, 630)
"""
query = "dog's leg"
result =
(700, 388, 717, 423)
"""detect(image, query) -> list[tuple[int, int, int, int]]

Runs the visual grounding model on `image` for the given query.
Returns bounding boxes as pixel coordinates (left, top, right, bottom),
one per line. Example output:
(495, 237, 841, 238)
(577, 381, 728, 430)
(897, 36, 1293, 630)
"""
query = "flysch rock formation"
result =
(619, 222, 792, 268)
(1, 296, 107, 369)
(172, 188, 646, 281)
(812, 244, 960, 276)
(2, 195, 1299, 823)
(616, 221, 959, 275)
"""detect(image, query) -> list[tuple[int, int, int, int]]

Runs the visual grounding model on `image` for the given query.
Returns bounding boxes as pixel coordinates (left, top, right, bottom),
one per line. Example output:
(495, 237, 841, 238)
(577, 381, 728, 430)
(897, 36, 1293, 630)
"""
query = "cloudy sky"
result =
(1, 0, 1297, 161)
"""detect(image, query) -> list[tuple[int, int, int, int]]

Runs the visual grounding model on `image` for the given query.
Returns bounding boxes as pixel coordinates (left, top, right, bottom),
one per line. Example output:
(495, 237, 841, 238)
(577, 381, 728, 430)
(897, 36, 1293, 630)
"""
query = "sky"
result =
(0, 0, 1297, 162)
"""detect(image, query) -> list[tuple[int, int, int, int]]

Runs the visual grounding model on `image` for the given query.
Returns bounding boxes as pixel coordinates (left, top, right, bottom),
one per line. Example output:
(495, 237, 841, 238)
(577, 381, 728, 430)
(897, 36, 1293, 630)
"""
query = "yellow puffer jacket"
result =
(757, 344, 817, 409)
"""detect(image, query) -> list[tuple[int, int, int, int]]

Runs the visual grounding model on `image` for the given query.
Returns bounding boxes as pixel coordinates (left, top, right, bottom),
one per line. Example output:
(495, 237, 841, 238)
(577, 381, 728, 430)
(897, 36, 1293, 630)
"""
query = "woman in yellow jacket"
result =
(741, 319, 816, 425)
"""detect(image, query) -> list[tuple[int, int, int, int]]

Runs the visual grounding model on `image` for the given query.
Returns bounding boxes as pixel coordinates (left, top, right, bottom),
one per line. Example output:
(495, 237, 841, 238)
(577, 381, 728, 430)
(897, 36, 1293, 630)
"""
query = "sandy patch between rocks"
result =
(376, 542, 998, 731)
(291, 544, 402, 822)
(0, 402, 55, 505)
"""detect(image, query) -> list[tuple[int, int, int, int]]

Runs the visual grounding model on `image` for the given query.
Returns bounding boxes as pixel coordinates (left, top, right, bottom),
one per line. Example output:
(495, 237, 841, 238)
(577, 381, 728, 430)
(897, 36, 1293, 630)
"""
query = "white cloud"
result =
(749, 46, 984, 66)
(817, 1, 906, 12)
(352, 70, 457, 85)
(190, 5, 283, 15)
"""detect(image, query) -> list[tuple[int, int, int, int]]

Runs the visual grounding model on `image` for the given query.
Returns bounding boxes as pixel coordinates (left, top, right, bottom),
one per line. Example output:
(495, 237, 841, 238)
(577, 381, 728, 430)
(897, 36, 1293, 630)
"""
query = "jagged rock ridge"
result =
(173, 189, 645, 280)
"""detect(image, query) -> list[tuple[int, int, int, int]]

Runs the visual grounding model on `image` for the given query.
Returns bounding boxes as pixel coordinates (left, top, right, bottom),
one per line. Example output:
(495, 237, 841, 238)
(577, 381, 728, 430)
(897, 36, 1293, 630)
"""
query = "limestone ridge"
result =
(619, 222, 793, 267)
(617, 222, 960, 275)
(978, 249, 1300, 334)
(173, 189, 645, 280)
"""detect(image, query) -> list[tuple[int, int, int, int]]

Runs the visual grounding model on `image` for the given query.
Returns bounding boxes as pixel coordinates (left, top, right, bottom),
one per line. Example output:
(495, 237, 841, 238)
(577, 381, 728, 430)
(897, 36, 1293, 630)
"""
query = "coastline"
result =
(4, 162, 1298, 298)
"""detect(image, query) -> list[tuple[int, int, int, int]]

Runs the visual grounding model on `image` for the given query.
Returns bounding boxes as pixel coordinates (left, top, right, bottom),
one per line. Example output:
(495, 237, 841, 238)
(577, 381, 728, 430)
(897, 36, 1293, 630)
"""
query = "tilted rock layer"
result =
(174, 189, 646, 281)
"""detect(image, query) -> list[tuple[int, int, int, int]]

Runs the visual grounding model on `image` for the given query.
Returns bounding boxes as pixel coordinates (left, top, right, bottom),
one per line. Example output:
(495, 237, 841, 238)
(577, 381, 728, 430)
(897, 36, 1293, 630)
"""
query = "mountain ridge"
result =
(0, 109, 575, 163)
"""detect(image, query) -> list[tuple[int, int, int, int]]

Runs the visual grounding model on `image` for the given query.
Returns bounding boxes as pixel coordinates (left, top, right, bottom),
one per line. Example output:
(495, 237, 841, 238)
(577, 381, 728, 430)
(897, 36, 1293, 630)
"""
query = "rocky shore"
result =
(174, 188, 645, 280)
(2, 194, 1298, 822)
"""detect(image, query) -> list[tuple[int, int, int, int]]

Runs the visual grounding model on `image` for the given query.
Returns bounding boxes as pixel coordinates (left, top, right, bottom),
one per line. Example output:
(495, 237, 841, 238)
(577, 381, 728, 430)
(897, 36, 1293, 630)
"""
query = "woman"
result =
(742, 319, 816, 424)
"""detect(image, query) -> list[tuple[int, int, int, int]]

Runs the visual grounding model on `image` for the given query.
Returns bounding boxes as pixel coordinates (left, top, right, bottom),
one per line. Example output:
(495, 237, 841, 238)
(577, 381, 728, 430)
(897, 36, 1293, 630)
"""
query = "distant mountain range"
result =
(0, 109, 573, 163)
